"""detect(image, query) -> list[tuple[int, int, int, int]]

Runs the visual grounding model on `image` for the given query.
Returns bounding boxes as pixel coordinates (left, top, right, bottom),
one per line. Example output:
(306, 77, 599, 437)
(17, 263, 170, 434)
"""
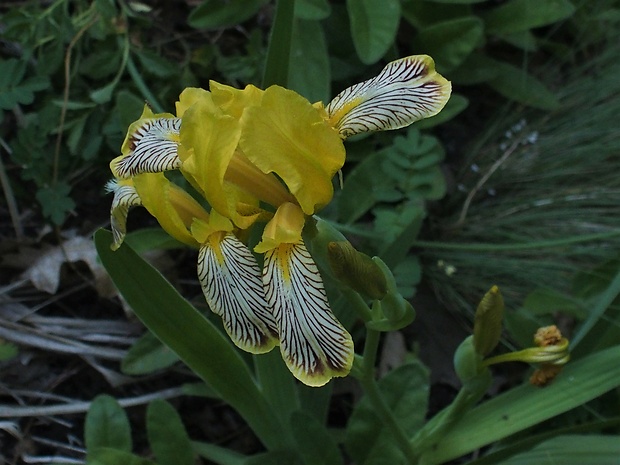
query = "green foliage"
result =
(347, 0, 401, 65)
(94, 229, 288, 451)
(85, 395, 132, 454)
(345, 362, 429, 465)
(1, 0, 580, 226)
(147, 400, 195, 465)
(8, 1, 616, 465)
(188, 0, 270, 30)
(121, 331, 180, 375)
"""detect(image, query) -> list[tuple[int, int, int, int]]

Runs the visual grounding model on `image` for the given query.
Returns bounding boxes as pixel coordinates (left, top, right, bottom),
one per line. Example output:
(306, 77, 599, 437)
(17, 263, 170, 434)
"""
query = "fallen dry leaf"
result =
(21, 236, 115, 297)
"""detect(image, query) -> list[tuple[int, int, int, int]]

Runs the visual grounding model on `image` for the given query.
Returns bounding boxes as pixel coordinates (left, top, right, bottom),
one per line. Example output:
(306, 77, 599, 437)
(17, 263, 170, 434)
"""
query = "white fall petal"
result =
(106, 179, 142, 250)
(198, 232, 279, 354)
(325, 55, 451, 138)
(263, 241, 354, 387)
(112, 117, 182, 179)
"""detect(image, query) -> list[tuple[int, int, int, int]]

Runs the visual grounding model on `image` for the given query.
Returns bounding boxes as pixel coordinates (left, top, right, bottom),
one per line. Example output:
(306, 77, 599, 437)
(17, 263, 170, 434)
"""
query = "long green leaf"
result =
(263, 0, 295, 88)
(94, 229, 285, 450)
(570, 267, 620, 348)
(254, 350, 300, 429)
(495, 435, 620, 465)
(291, 410, 344, 465)
(289, 18, 331, 103)
(419, 344, 620, 464)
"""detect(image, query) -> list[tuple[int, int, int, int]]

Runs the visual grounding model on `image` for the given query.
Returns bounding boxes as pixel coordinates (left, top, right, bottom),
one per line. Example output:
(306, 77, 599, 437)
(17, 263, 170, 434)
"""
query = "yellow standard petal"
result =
(111, 105, 181, 179)
(195, 221, 279, 354)
(263, 239, 354, 386)
(133, 172, 208, 248)
(106, 179, 142, 251)
(239, 85, 346, 216)
(175, 87, 215, 119)
(325, 55, 452, 138)
(210, 81, 264, 120)
(180, 96, 261, 229)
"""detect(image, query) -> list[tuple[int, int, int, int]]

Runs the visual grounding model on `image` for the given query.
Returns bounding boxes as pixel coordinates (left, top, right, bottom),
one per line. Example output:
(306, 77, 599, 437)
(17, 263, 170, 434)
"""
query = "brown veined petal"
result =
(111, 117, 182, 179)
(263, 241, 354, 387)
(325, 55, 451, 138)
(198, 232, 279, 354)
(106, 179, 142, 251)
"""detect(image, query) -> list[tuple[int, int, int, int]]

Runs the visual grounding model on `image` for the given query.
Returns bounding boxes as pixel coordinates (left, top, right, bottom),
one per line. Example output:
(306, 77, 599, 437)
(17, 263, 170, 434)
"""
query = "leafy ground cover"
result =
(1, 0, 619, 464)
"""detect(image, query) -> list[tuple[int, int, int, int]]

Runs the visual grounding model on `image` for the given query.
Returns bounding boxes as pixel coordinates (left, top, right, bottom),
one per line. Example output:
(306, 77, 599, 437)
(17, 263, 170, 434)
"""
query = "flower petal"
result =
(198, 232, 279, 354)
(180, 97, 263, 230)
(106, 179, 142, 250)
(133, 172, 207, 248)
(111, 113, 182, 179)
(239, 85, 346, 216)
(263, 241, 354, 386)
(210, 81, 264, 120)
(325, 55, 451, 138)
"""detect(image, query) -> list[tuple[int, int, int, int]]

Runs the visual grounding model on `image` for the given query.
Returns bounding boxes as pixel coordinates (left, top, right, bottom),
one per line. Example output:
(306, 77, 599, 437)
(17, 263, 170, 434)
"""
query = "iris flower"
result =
(106, 55, 451, 386)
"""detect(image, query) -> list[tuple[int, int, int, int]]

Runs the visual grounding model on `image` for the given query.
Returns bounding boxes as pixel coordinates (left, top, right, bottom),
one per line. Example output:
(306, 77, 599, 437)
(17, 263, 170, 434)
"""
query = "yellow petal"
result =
(254, 203, 305, 254)
(190, 210, 234, 244)
(133, 172, 208, 247)
(239, 85, 345, 215)
(175, 87, 216, 118)
(210, 81, 264, 120)
(106, 179, 142, 250)
(180, 97, 261, 229)
(198, 231, 279, 354)
(263, 240, 354, 386)
(326, 55, 451, 138)
(111, 105, 181, 179)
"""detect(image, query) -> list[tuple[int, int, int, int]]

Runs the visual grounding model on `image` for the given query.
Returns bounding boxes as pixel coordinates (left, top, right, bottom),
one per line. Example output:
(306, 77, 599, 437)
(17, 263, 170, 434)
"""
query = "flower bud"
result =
(473, 285, 504, 356)
(327, 241, 387, 300)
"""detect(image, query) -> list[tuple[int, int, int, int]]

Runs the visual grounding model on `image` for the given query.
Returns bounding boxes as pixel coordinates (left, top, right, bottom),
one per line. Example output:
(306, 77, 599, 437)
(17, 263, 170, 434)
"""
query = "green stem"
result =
(409, 372, 491, 460)
(357, 327, 419, 464)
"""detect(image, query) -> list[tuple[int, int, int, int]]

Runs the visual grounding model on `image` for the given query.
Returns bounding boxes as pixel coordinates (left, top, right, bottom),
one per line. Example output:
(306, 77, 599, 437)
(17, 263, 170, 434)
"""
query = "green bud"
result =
(327, 241, 388, 300)
(473, 285, 504, 356)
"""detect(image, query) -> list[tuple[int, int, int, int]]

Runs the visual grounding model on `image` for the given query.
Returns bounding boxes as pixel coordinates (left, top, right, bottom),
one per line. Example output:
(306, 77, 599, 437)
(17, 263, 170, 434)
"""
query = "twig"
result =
(0, 137, 24, 240)
(0, 386, 186, 418)
(53, 13, 100, 187)
(0, 320, 126, 360)
(454, 137, 522, 227)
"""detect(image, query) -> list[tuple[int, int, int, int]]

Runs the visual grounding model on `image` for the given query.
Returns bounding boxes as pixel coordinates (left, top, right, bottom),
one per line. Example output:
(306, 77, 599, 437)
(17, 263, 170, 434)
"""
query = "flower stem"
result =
(357, 326, 419, 464)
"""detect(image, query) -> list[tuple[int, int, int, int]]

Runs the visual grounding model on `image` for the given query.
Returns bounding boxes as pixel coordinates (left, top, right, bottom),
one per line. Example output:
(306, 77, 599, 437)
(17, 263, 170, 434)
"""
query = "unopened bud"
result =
(473, 286, 504, 356)
(327, 241, 387, 300)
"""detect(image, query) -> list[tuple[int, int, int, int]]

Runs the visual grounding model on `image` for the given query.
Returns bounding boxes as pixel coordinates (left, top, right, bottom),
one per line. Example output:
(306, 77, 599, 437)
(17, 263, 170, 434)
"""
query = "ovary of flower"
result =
(106, 54, 451, 386)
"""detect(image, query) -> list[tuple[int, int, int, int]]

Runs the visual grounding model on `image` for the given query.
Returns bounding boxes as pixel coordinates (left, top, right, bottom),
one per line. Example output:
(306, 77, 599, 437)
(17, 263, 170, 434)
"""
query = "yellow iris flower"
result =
(106, 55, 451, 386)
